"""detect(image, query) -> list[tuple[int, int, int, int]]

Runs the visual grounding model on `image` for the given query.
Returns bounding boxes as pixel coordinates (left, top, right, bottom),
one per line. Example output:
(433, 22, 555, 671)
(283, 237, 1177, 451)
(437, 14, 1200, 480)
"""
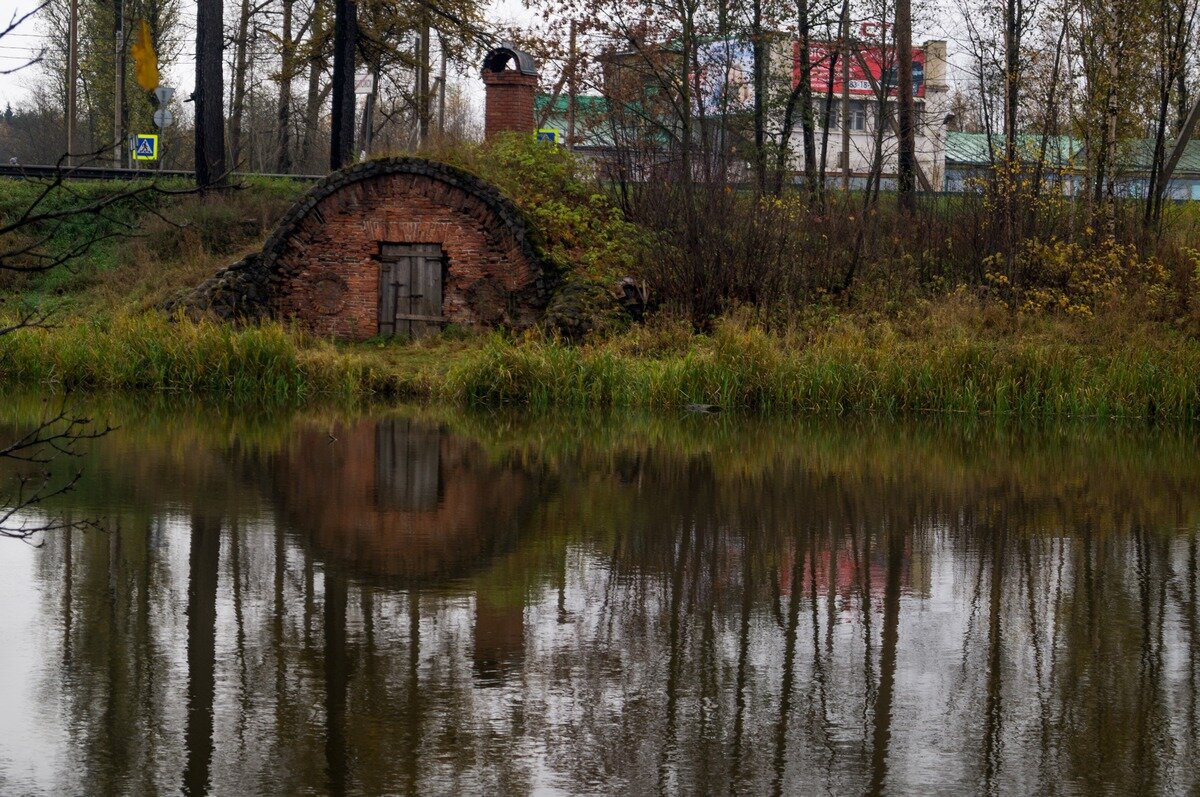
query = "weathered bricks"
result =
(168, 158, 548, 338)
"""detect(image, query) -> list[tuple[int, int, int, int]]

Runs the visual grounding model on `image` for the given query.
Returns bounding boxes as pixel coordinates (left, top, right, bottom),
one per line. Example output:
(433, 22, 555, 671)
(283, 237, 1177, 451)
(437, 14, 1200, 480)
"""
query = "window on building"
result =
(849, 100, 868, 132)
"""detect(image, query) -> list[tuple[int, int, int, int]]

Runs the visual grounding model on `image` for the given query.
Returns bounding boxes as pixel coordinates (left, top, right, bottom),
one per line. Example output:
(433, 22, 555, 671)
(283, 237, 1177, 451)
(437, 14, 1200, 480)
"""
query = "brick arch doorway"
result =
(378, 242, 445, 339)
(254, 158, 548, 341)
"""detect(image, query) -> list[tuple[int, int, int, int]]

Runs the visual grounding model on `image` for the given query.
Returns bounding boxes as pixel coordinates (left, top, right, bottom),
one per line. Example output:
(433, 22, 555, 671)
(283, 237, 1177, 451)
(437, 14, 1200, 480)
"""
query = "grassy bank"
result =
(3, 144, 1200, 418)
(3, 310, 1199, 418)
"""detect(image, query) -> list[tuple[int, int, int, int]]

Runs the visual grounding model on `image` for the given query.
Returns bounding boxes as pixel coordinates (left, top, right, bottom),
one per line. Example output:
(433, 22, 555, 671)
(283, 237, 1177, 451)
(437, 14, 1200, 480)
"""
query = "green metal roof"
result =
(534, 93, 671, 150)
(1115, 138, 1200, 173)
(946, 130, 1200, 174)
(534, 93, 615, 149)
(944, 131, 1078, 169)
(534, 93, 611, 115)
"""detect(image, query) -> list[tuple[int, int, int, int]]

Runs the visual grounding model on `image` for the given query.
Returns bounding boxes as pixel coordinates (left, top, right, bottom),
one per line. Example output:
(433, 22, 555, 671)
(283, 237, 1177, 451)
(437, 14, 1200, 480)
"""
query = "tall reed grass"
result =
(442, 324, 1200, 418)
(0, 315, 406, 402)
(3, 314, 1199, 418)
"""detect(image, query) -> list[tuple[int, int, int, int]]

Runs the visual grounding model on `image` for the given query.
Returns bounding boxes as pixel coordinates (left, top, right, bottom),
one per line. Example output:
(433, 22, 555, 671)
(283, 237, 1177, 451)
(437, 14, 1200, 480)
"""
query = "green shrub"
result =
(430, 135, 647, 282)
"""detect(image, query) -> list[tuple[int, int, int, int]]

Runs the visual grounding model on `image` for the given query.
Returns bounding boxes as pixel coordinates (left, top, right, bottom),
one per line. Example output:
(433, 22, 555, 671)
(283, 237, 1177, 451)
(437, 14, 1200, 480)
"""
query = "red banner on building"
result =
(795, 42, 925, 98)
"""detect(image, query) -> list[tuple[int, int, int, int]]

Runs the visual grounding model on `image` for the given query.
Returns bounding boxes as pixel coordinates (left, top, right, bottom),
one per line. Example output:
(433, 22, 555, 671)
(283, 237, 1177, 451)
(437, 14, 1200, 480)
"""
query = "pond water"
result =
(0, 400, 1198, 795)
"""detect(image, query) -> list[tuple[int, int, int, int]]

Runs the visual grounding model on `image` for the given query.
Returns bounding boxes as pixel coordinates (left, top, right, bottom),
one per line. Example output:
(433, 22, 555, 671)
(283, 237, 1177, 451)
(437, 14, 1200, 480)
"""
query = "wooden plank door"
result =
(378, 243, 443, 339)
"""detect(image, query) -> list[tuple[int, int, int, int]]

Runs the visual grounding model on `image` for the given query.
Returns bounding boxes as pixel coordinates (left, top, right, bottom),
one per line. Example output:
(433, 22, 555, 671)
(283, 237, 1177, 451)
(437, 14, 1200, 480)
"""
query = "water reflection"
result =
(1, 404, 1199, 794)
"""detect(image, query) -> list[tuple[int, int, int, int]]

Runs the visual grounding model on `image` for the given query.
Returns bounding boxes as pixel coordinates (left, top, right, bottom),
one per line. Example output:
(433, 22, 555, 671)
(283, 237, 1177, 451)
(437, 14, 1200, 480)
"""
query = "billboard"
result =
(796, 42, 925, 98)
(695, 40, 755, 113)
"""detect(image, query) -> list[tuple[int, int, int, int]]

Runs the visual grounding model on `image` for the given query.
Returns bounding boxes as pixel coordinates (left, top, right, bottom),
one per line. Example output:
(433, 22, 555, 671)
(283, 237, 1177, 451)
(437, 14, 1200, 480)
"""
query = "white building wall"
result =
(780, 39, 949, 191)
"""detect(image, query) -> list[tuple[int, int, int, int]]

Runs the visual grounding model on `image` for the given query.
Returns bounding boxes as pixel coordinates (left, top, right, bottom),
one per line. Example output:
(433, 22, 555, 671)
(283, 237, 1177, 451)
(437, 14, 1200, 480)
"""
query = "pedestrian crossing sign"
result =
(536, 128, 559, 144)
(131, 134, 158, 161)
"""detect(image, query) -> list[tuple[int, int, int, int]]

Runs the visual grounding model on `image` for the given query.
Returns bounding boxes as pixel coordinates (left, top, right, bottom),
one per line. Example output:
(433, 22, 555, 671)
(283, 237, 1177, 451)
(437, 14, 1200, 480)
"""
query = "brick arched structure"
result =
(169, 158, 548, 339)
(265, 158, 547, 339)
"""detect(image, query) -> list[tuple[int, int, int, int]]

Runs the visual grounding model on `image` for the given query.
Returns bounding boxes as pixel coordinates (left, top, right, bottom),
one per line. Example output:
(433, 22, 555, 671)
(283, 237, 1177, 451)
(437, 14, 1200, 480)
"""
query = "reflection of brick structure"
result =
(482, 45, 538, 140)
(267, 418, 535, 583)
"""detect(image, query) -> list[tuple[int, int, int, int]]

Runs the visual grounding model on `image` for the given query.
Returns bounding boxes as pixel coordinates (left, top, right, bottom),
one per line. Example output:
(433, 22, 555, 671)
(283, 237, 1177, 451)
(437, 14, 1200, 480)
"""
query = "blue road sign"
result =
(131, 134, 158, 161)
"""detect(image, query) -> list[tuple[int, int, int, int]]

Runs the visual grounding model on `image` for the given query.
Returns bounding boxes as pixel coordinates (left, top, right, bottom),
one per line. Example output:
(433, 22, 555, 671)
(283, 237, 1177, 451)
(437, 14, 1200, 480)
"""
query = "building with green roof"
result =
(945, 131, 1200, 199)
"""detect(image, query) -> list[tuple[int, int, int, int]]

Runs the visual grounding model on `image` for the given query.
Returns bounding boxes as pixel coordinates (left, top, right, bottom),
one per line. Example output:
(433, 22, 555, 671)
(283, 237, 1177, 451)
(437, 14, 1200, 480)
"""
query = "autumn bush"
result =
(625, 170, 1200, 334)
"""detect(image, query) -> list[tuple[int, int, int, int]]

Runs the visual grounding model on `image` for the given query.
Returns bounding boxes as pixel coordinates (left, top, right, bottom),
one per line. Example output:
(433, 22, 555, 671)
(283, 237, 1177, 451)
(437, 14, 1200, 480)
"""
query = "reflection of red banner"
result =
(794, 42, 925, 99)
(778, 538, 913, 597)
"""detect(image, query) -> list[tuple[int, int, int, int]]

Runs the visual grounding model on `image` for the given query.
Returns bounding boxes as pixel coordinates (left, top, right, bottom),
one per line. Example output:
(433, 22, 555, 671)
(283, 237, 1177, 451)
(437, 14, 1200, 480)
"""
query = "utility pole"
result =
(567, 19, 578, 150)
(839, 0, 851, 192)
(66, 0, 77, 165)
(113, 0, 124, 166)
(418, 21, 430, 144)
(437, 43, 447, 138)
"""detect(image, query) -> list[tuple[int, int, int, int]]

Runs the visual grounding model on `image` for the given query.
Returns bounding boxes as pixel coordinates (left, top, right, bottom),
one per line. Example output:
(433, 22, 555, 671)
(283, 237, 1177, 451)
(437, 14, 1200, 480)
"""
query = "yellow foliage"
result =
(129, 20, 159, 93)
(985, 236, 1173, 318)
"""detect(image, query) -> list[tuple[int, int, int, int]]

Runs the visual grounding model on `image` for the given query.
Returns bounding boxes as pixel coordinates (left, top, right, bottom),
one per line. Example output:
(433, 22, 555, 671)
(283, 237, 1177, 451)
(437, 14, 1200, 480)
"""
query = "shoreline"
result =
(1, 313, 1198, 419)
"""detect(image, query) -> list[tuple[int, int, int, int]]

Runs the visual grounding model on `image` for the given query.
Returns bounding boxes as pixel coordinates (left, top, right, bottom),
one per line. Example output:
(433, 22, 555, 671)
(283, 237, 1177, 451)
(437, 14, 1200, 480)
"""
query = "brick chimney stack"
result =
(482, 44, 538, 140)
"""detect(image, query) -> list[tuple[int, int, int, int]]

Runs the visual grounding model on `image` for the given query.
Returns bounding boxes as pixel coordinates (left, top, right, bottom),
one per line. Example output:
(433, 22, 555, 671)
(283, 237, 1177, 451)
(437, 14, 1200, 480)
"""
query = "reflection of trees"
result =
(12, 408, 1200, 793)
(183, 513, 220, 797)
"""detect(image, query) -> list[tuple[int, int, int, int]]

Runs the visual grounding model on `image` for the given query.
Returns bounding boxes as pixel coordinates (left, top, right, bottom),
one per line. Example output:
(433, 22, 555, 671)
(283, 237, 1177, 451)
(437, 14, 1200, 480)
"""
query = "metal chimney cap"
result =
(482, 43, 538, 77)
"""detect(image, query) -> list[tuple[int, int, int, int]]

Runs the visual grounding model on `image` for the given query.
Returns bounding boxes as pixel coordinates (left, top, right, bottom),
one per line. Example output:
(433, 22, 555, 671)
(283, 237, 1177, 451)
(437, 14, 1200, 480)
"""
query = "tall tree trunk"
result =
(751, 0, 766, 191)
(299, 1, 328, 170)
(895, 0, 916, 209)
(356, 66, 377, 155)
(798, 2, 817, 196)
(276, 0, 295, 173)
(678, 1, 694, 183)
(194, 0, 226, 188)
(228, 0, 252, 169)
(1032, 12, 1068, 202)
(329, 0, 356, 170)
(112, 0, 125, 166)
(301, 53, 323, 168)
(1003, 0, 1021, 166)
(1176, 68, 1189, 131)
(818, 51, 839, 205)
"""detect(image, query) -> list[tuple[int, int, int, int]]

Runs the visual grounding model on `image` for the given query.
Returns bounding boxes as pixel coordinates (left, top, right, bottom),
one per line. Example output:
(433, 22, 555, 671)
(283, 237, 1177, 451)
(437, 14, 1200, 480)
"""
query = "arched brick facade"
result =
(166, 158, 548, 337)
(260, 158, 546, 339)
